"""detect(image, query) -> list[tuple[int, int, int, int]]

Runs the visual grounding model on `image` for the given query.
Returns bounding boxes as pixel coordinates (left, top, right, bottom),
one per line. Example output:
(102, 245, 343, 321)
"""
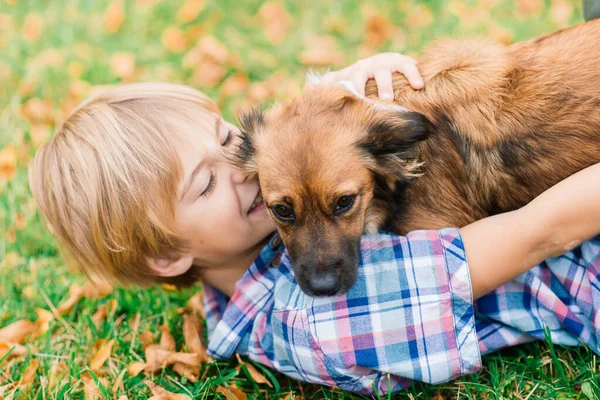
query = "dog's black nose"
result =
(308, 272, 340, 296)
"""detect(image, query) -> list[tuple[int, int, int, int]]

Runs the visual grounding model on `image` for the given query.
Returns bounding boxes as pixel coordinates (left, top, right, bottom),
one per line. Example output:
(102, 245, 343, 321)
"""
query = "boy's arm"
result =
(462, 162, 600, 299)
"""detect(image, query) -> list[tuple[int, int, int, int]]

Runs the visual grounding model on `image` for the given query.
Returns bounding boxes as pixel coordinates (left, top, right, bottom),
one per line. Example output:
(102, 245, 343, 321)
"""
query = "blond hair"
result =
(29, 82, 219, 286)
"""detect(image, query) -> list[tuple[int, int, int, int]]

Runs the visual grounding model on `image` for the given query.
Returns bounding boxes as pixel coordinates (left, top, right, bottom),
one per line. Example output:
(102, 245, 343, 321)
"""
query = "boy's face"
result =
(173, 113, 275, 270)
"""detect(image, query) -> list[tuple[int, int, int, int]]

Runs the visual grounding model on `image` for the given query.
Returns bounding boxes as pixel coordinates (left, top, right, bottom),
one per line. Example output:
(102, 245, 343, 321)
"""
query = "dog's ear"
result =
(358, 111, 432, 188)
(233, 107, 264, 177)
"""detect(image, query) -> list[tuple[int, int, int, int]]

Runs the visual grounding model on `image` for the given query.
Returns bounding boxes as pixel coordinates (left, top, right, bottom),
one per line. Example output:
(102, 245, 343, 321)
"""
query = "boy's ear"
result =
(147, 254, 194, 277)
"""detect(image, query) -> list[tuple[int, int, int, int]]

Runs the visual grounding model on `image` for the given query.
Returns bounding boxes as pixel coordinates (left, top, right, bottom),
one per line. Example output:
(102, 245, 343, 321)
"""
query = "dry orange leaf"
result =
(516, 0, 543, 17)
(196, 36, 229, 64)
(220, 73, 249, 98)
(0, 342, 27, 361)
(0, 145, 17, 183)
(158, 325, 176, 352)
(172, 363, 198, 382)
(22, 13, 42, 42)
(0, 320, 36, 344)
(550, 0, 573, 26)
(162, 27, 187, 53)
(216, 385, 247, 400)
(182, 314, 210, 363)
(90, 339, 115, 372)
(144, 344, 201, 373)
(112, 368, 127, 397)
(91, 304, 108, 329)
(186, 291, 205, 318)
(110, 52, 136, 79)
(139, 330, 155, 350)
(127, 361, 146, 376)
(236, 354, 272, 387)
(57, 280, 113, 315)
(48, 362, 69, 389)
(81, 372, 102, 400)
(18, 359, 38, 387)
(144, 380, 191, 400)
(34, 308, 54, 336)
(364, 13, 398, 47)
(258, 2, 290, 44)
(299, 36, 344, 66)
(104, 0, 125, 33)
(280, 393, 293, 400)
(178, 0, 204, 23)
(21, 98, 54, 124)
(192, 60, 226, 87)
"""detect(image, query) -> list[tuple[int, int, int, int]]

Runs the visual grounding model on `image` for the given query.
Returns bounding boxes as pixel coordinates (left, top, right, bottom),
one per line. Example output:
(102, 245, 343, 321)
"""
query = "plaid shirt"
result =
(204, 229, 600, 395)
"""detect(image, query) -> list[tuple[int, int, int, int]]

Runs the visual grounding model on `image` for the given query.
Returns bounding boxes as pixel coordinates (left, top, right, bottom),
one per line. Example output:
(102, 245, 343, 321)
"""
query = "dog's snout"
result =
(308, 272, 340, 296)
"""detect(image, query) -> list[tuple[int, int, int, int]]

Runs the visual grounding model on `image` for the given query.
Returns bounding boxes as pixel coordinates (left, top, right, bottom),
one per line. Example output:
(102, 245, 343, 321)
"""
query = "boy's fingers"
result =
(398, 62, 424, 89)
(374, 69, 394, 100)
(351, 74, 367, 96)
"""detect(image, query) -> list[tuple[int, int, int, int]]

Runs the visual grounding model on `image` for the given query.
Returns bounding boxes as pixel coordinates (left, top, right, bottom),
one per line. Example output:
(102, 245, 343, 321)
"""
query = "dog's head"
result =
(234, 86, 431, 296)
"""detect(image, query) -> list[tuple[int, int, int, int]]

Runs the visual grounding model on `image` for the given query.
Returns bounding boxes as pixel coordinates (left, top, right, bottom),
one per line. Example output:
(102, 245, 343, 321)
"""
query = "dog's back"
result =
(374, 19, 600, 232)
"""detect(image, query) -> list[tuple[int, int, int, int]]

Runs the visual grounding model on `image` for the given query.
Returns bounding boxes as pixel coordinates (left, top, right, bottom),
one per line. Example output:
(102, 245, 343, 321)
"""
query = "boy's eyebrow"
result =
(179, 118, 220, 201)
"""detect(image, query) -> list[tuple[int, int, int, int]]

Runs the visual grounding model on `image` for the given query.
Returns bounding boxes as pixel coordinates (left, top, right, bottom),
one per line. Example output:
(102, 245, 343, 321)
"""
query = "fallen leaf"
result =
(110, 52, 136, 79)
(178, 0, 204, 23)
(34, 308, 54, 335)
(118, 396, 129, 400)
(195, 36, 229, 64)
(258, 2, 290, 44)
(162, 26, 187, 53)
(127, 361, 146, 376)
(144, 380, 191, 400)
(104, 0, 125, 33)
(18, 359, 38, 387)
(67, 61, 85, 79)
(158, 325, 175, 352)
(0, 320, 36, 344)
(489, 23, 514, 44)
(216, 385, 247, 400)
(91, 305, 108, 329)
(0, 145, 17, 183)
(81, 372, 102, 400)
(112, 368, 127, 397)
(404, 3, 434, 30)
(516, 0, 543, 17)
(363, 8, 398, 47)
(57, 280, 113, 315)
(220, 73, 249, 98)
(22, 13, 42, 42)
(29, 124, 51, 149)
(21, 98, 54, 124)
(550, 0, 573, 26)
(299, 36, 344, 66)
(90, 339, 115, 372)
(182, 314, 210, 363)
(47, 362, 69, 389)
(160, 284, 178, 291)
(192, 60, 226, 87)
(144, 344, 201, 373)
(139, 330, 155, 350)
(280, 393, 293, 400)
(0, 342, 27, 361)
(236, 354, 272, 387)
(172, 363, 198, 382)
(186, 291, 205, 318)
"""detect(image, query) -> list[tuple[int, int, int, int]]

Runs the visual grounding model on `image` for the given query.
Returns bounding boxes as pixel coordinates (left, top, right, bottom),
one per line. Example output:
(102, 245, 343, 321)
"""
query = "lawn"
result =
(0, 0, 598, 398)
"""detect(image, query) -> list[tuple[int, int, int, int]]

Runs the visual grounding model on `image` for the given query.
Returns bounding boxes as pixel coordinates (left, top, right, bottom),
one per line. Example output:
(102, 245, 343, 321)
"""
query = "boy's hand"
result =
(319, 53, 424, 100)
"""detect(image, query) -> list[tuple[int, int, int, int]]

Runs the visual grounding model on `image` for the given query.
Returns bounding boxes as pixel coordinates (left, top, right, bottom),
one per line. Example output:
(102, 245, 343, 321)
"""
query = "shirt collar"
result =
(205, 234, 284, 358)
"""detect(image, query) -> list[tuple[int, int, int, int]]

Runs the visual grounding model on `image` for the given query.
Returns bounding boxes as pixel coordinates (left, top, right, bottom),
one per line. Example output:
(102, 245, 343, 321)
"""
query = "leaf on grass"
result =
(22, 13, 43, 42)
(258, 2, 290, 44)
(91, 305, 108, 329)
(127, 361, 146, 377)
(182, 314, 210, 363)
(299, 36, 344, 66)
(0, 320, 36, 344)
(185, 292, 205, 318)
(144, 380, 191, 400)
(57, 280, 113, 315)
(172, 363, 198, 382)
(81, 372, 102, 400)
(21, 98, 54, 125)
(0, 145, 17, 183)
(162, 27, 187, 53)
(216, 385, 247, 400)
(90, 339, 115, 372)
(279, 393, 293, 400)
(18, 359, 38, 387)
(550, 0, 573, 26)
(139, 330, 155, 350)
(236, 354, 272, 387)
(220, 73, 249, 98)
(48, 362, 69, 389)
(158, 325, 176, 352)
(34, 308, 54, 335)
(110, 52, 136, 80)
(112, 368, 127, 397)
(104, 0, 125, 33)
(0, 342, 27, 361)
(178, 0, 205, 23)
(144, 345, 201, 373)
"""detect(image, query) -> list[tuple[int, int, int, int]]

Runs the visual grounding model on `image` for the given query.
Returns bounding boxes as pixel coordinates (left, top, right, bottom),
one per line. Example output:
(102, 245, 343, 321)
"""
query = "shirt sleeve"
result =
(304, 228, 481, 395)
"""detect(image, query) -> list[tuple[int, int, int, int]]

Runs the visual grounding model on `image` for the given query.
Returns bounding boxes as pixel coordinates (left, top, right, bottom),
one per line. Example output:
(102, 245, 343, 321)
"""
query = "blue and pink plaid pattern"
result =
(205, 229, 600, 395)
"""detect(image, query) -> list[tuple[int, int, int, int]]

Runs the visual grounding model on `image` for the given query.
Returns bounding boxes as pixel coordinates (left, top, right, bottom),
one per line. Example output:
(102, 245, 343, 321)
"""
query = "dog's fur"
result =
(234, 19, 600, 296)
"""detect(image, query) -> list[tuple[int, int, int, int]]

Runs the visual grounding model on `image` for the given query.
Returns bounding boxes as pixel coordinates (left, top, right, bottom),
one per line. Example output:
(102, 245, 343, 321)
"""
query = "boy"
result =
(30, 77, 600, 394)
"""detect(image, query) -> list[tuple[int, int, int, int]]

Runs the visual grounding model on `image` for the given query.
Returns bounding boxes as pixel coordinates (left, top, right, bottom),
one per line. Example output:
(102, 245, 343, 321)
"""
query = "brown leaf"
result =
(57, 280, 113, 315)
(220, 73, 249, 98)
(550, 0, 573, 26)
(0, 342, 27, 361)
(162, 27, 187, 53)
(192, 60, 226, 87)
(279, 393, 293, 400)
(172, 363, 198, 382)
(34, 308, 54, 335)
(182, 314, 210, 363)
(21, 98, 54, 124)
(90, 339, 115, 372)
(104, 0, 125, 33)
(516, 0, 543, 17)
(158, 325, 176, 352)
(127, 361, 146, 376)
(22, 13, 42, 42)
(110, 52, 136, 79)
(186, 291, 205, 318)
(144, 345, 201, 373)
(236, 354, 272, 387)
(144, 380, 191, 400)
(259, 2, 290, 44)
(363, 8, 398, 47)
(139, 330, 155, 350)
(299, 36, 344, 66)
(216, 385, 247, 400)
(489, 23, 514, 45)
(0, 320, 36, 344)
(81, 372, 101, 400)
(48, 362, 69, 389)
(178, 0, 205, 23)
(18, 359, 38, 386)
(112, 368, 127, 397)
(403, 4, 434, 30)
(0, 145, 17, 183)
(91, 305, 108, 329)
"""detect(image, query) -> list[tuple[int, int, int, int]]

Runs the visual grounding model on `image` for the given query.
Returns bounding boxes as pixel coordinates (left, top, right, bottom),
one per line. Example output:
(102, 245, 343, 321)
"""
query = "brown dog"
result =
(234, 19, 600, 296)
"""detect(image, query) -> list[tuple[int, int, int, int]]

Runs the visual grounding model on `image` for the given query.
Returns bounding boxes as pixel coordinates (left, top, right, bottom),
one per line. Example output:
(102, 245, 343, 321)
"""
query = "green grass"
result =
(1, 0, 598, 398)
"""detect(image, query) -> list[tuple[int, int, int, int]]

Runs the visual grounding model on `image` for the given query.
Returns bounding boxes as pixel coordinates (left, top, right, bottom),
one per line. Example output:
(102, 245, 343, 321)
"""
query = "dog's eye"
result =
(335, 195, 355, 215)
(272, 204, 294, 221)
